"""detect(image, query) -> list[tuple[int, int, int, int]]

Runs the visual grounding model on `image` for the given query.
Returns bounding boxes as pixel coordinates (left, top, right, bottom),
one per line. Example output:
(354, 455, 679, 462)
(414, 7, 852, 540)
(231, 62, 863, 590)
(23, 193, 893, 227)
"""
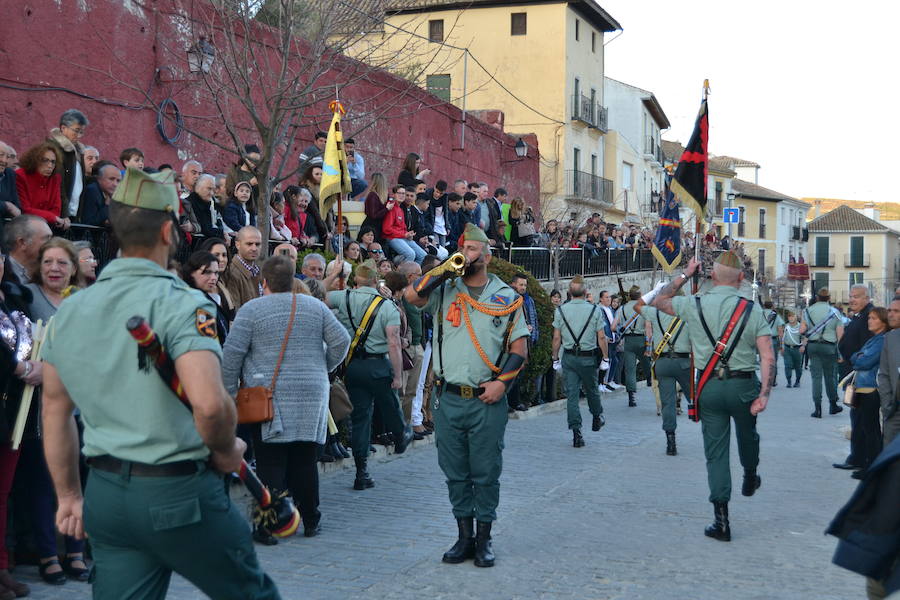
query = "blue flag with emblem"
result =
(651, 175, 682, 273)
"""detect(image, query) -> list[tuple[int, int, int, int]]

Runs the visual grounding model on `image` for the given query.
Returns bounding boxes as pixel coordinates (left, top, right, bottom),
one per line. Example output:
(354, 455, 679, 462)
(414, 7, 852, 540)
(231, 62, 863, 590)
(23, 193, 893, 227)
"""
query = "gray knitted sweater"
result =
(222, 292, 350, 444)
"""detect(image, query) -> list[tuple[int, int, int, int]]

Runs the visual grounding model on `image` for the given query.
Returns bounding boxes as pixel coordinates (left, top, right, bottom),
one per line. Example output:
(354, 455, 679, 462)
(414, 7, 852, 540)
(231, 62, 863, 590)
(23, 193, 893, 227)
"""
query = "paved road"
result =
(22, 371, 864, 599)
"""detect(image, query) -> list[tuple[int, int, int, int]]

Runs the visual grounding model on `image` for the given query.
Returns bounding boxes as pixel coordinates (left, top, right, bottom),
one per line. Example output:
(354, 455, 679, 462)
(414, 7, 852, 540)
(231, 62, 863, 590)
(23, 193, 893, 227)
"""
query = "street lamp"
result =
(515, 138, 528, 158)
(187, 36, 216, 74)
(726, 192, 736, 238)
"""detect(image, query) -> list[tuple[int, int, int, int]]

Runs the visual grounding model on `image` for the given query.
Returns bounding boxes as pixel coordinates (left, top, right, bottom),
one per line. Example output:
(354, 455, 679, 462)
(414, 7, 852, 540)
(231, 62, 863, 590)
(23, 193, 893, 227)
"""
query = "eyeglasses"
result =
(40, 157, 57, 165)
(64, 126, 85, 137)
(79, 257, 98, 264)
(370, 249, 384, 254)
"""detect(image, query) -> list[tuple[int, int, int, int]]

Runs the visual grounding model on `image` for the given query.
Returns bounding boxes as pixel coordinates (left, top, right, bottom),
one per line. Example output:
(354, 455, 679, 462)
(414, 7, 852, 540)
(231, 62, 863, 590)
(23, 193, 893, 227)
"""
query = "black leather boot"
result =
(441, 518, 475, 564)
(810, 405, 822, 418)
(474, 521, 495, 567)
(704, 501, 731, 541)
(572, 428, 585, 447)
(628, 391, 636, 407)
(393, 425, 414, 454)
(592, 414, 605, 431)
(829, 403, 843, 415)
(665, 431, 677, 456)
(353, 457, 374, 490)
(741, 468, 761, 497)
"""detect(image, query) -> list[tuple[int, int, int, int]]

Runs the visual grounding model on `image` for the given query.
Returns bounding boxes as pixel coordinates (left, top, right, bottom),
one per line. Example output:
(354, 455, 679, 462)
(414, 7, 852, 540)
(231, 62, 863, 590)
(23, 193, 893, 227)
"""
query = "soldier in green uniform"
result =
(800, 289, 844, 418)
(763, 301, 784, 387)
(651, 251, 774, 542)
(636, 293, 692, 456)
(326, 261, 413, 490)
(615, 286, 652, 407)
(551, 276, 609, 447)
(39, 168, 280, 599)
(404, 224, 529, 568)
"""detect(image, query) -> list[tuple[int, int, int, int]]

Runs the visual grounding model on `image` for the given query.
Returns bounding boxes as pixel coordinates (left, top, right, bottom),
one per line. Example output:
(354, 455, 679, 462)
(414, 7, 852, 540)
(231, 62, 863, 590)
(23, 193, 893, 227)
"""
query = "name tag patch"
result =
(196, 309, 217, 338)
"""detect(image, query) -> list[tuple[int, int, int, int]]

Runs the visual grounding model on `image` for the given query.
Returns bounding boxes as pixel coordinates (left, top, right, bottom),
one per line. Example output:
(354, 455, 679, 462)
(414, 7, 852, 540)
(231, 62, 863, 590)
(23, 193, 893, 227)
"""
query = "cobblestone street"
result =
(23, 374, 862, 599)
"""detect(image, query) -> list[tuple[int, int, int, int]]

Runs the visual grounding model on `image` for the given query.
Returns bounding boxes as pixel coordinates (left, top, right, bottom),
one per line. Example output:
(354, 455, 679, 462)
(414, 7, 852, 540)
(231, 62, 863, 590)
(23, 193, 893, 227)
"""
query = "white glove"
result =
(599, 358, 610, 371)
(641, 280, 668, 304)
(552, 359, 562, 372)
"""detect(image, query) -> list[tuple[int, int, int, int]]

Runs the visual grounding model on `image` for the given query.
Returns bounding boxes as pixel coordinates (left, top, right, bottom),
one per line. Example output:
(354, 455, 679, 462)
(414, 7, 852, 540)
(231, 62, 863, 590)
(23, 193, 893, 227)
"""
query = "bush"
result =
(487, 256, 552, 404)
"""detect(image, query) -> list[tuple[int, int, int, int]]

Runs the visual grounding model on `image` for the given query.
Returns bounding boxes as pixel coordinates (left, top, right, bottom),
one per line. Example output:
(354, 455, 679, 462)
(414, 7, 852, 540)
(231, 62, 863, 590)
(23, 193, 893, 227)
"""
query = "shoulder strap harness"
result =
(653, 311, 684, 360)
(344, 291, 386, 366)
(558, 304, 597, 352)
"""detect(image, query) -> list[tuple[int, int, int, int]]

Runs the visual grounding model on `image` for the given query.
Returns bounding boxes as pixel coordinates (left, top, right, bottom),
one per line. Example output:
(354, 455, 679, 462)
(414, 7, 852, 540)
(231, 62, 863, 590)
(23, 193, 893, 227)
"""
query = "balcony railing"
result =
(810, 253, 835, 267)
(791, 226, 809, 241)
(644, 137, 663, 164)
(737, 222, 745, 237)
(759, 224, 766, 238)
(792, 226, 800, 241)
(570, 94, 608, 131)
(505, 247, 657, 282)
(802, 228, 809, 241)
(844, 253, 871, 268)
(565, 170, 614, 204)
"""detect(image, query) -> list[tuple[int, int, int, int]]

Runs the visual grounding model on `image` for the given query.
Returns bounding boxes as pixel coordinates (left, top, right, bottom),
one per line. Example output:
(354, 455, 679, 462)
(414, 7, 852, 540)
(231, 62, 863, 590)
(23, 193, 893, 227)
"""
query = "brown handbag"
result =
(236, 293, 297, 425)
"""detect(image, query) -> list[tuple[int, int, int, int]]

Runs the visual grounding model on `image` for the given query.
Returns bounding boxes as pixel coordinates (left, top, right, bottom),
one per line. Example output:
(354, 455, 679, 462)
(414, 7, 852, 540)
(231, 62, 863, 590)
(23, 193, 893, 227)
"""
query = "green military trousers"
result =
(654, 356, 692, 433)
(698, 377, 761, 503)
(433, 387, 508, 522)
(807, 342, 838, 407)
(622, 335, 650, 393)
(782, 345, 802, 385)
(84, 464, 280, 600)
(346, 356, 407, 458)
(562, 353, 602, 430)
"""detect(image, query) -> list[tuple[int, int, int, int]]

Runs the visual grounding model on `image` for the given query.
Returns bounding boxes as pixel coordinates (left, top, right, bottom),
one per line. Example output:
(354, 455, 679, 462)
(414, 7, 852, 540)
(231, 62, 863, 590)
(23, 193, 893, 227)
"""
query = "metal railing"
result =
(810, 253, 835, 267)
(792, 226, 801, 241)
(844, 253, 871, 268)
(644, 137, 663, 164)
(504, 247, 657, 282)
(570, 95, 608, 131)
(565, 170, 614, 204)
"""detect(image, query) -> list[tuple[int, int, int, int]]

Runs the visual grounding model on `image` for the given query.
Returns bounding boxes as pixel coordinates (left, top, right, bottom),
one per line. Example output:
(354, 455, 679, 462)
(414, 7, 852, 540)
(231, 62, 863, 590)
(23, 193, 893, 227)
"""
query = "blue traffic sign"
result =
(723, 207, 740, 224)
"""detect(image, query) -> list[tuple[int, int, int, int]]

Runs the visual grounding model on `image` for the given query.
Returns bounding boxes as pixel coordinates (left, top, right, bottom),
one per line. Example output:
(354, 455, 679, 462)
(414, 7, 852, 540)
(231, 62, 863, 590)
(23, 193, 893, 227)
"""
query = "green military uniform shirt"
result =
(552, 299, 603, 351)
(425, 274, 529, 387)
(802, 302, 840, 342)
(403, 297, 424, 346)
(671, 285, 770, 371)
(328, 287, 400, 354)
(765, 310, 785, 337)
(616, 300, 645, 335)
(642, 305, 692, 355)
(41, 258, 221, 464)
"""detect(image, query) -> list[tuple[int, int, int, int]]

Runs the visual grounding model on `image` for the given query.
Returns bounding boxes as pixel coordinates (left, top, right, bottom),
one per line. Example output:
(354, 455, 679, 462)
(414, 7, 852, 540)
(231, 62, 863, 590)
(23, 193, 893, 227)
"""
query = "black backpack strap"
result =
(558, 304, 597, 351)
(695, 296, 717, 346)
(436, 283, 446, 379)
(345, 289, 354, 329)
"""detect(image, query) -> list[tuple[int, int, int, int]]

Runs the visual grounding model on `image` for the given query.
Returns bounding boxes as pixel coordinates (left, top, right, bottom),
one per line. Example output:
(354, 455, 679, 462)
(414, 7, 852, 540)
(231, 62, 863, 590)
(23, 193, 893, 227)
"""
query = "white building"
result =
(603, 77, 670, 224)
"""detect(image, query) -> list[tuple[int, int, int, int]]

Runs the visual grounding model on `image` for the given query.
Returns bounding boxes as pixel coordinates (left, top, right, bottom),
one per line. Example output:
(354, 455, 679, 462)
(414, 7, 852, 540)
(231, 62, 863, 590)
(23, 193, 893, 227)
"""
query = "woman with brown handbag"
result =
(221, 255, 350, 542)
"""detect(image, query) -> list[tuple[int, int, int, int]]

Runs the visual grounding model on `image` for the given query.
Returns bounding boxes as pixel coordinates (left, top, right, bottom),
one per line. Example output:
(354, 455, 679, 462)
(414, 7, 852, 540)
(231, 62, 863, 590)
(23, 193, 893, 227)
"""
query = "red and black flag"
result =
(652, 175, 682, 273)
(671, 98, 708, 222)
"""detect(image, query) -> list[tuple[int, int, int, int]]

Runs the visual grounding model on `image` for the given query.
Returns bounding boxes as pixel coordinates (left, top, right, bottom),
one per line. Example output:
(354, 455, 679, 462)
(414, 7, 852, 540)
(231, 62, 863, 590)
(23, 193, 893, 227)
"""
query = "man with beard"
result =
(404, 224, 529, 568)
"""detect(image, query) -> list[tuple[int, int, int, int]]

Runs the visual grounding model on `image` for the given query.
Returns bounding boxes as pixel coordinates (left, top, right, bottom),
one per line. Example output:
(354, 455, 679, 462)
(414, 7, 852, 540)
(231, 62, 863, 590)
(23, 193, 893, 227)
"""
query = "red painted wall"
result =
(0, 0, 538, 203)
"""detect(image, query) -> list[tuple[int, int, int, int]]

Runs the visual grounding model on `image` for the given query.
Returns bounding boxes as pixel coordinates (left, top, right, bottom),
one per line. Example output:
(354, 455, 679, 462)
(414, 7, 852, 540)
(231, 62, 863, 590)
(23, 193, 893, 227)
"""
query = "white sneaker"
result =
(599, 385, 610, 393)
(608, 382, 624, 390)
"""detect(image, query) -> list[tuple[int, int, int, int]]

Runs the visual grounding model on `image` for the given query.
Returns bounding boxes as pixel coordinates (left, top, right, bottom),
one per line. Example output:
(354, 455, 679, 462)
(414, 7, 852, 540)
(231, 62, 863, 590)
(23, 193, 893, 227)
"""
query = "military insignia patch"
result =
(196, 309, 217, 338)
(490, 294, 510, 306)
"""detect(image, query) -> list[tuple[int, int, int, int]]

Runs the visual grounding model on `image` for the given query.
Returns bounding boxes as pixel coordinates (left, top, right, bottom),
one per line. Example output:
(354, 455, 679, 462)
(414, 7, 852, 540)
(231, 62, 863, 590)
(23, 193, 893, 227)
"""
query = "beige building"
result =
(807, 205, 900, 306)
(349, 0, 621, 223)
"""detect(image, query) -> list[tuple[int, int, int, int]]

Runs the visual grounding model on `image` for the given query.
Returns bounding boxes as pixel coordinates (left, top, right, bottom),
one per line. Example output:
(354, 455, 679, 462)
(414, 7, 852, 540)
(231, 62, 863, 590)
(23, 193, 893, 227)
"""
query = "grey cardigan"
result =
(222, 292, 350, 444)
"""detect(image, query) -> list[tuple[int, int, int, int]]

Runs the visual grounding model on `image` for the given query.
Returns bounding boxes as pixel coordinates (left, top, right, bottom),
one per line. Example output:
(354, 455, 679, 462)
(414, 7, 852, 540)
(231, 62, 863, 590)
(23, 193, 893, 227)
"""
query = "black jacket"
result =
(486, 197, 503, 244)
(188, 193, 226, 239)
(827, 435, 900, 593)
(80, 181, 111, 227)
(839, 302, 874, 363)
(0, 280, 33, 443)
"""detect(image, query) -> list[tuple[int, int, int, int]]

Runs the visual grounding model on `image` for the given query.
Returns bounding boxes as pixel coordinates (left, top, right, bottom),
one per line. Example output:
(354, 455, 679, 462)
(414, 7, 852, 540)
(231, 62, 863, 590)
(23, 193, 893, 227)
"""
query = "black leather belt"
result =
(659, 352, 691, 359)
(441, 382, 485, 399)
(723, 371, 755, 379)
(808, 340, 834, 345)
(625, 333, 644, 337)
(785, 344, 800, 348)
(564, 348, 597, 357)
(355, 349, 387, 360)
(88, 455, 201, 477)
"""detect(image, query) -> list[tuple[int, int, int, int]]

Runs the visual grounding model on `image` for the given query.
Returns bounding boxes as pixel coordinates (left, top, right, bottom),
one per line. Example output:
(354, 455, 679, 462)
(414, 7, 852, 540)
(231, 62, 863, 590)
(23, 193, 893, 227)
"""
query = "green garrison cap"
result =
(714, 250, 742, 269)
(112, 167, 180, 216)
(458, 222, 489, 246)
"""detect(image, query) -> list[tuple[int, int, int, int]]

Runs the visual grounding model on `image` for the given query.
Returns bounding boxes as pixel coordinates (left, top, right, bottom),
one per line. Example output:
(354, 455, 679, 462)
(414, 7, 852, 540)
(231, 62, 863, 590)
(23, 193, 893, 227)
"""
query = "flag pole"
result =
(689, 79, 709, 422)
(333, 89, 346, 291)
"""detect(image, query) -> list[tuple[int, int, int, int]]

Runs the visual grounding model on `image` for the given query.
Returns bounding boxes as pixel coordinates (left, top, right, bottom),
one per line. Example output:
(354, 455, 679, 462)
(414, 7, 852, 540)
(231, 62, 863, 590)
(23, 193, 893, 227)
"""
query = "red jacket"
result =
(15, 169, 61, 224)
(381, 201, 408, 240)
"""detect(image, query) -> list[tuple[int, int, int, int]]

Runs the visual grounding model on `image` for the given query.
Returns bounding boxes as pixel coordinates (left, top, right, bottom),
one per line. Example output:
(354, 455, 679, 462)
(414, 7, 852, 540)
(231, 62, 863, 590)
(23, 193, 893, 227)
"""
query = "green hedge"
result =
(487, 256, 553, 403)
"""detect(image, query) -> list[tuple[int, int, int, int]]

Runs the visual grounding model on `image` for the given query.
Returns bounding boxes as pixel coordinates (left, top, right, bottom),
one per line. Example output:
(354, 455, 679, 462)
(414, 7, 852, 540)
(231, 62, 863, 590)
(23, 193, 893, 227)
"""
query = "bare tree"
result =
(71, 0, 467, 255)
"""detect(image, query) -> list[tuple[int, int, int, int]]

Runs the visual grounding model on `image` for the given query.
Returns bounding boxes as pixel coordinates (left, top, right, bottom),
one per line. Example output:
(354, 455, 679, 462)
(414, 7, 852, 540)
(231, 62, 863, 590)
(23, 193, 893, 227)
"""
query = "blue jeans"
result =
(388, 238, 426, 263)
(351, 178, 367, 199)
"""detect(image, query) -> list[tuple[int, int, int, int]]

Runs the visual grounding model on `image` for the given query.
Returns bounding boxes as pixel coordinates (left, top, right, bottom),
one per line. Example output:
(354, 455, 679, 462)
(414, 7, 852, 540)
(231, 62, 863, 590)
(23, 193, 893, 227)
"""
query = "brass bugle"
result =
(443, 252, 467, 277)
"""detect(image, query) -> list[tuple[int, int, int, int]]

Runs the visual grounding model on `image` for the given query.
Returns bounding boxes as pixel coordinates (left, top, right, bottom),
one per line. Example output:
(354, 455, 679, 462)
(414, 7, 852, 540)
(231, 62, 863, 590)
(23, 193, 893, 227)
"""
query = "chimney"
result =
(814, 199, 822, 218)
(860, 202, 880, 221)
